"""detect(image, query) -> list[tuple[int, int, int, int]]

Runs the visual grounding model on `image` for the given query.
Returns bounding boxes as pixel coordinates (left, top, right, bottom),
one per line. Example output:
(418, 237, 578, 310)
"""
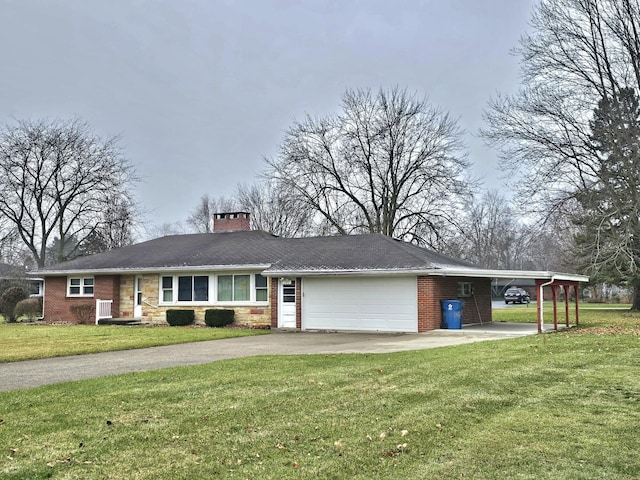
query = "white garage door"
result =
(302, 277, 417, 332)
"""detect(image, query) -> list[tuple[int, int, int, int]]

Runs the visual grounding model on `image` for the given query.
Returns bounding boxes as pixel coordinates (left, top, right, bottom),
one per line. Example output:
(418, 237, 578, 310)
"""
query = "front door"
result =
(134, 276, 143, 318)
(278, 278, 297, 328)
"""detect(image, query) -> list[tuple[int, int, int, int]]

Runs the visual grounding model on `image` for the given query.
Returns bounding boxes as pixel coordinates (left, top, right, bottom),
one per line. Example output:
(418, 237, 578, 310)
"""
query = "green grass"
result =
(0, 325, 270, 363)
(0, 310, 639, 478)
(493, 301, 635, 327)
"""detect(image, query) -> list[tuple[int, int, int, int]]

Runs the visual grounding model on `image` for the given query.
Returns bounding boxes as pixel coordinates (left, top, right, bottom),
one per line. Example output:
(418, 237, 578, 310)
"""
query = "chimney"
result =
(213, 212, 251, 232)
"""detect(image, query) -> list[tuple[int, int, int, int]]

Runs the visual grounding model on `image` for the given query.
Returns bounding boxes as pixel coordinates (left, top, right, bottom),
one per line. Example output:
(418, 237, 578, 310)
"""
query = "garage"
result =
(301, 276, 418, 332)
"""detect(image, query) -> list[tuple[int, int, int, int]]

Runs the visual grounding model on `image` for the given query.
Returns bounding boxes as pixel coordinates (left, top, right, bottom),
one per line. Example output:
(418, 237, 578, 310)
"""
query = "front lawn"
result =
(0, 310, 638, 479)
(0, 324, 270, 363)
(492, 301, 637, 328)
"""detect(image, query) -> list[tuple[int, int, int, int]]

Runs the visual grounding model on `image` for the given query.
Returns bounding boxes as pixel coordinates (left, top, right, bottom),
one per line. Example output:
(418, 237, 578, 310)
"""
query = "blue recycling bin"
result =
(440, 299, 463, 329)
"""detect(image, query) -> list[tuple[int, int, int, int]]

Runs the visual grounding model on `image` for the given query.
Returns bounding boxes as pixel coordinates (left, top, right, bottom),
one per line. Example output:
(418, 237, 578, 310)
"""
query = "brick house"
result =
(35, 212, 587, 332)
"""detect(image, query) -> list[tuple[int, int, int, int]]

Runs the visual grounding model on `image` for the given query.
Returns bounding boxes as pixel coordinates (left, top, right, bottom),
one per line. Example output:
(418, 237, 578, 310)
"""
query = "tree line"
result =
(1, 0, 640, 307)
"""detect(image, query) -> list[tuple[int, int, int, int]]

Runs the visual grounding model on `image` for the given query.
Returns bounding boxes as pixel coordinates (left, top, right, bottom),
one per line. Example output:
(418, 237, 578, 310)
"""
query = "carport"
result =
(430, 269, 588, 333)
(491, 272, 587, 333)
(534, 276, 585, 333)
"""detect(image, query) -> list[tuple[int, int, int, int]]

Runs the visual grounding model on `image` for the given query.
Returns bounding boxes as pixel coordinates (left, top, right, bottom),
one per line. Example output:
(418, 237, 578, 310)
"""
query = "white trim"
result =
(67, 276, 95, 297)
(265, 268, 588, 283)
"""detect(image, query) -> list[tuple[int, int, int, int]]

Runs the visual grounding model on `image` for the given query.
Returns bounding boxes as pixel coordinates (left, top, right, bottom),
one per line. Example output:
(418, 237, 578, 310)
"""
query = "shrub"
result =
(14, 297, 43, 321)
(69, 304, 95, 325)
(204, 309, 235, 328)
(166, 309, 195, 326)
(0, 287, 28, 323)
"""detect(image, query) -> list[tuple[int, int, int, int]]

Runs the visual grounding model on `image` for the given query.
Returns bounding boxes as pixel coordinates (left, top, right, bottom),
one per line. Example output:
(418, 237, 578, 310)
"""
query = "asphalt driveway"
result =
(0, 323, 537, 392)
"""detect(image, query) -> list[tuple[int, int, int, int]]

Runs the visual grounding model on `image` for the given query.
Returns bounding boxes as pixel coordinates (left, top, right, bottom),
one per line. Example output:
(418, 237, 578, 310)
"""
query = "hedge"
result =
(204, 309, 235, 328)
(166, 309, 195, 326)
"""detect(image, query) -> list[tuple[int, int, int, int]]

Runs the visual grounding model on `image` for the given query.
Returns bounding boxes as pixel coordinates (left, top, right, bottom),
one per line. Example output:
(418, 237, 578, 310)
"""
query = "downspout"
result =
(538, 276, 557, 333)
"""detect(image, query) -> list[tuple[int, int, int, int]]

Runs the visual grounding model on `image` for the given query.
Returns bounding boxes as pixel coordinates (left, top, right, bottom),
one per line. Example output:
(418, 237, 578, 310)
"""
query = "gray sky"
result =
(0, 0, 534, 233)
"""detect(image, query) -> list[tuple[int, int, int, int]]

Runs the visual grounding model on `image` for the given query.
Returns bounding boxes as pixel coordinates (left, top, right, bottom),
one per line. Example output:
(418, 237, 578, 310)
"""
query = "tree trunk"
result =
(631, 282, 640, 311)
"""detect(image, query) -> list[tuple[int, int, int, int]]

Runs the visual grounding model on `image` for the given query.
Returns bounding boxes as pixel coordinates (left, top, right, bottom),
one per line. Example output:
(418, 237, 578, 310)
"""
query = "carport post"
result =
(552, 285, 558, 331)
(574, 284, 580, 326)
(563, 285, 570, 328)
(536, 279, 543, 333)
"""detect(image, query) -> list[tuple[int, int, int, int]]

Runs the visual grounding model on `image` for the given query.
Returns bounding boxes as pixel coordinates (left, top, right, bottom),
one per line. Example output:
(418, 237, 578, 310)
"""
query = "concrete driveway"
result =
(0, 323, 536, 392)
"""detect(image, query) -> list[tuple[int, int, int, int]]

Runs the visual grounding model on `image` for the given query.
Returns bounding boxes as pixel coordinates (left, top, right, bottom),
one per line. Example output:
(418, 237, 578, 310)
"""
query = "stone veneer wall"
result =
(417, 276, 492, 331)
(119, 273, 271, 327)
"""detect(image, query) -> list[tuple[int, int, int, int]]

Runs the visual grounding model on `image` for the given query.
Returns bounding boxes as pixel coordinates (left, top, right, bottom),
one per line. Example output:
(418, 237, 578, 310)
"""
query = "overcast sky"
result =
(0, 0, 535, 234)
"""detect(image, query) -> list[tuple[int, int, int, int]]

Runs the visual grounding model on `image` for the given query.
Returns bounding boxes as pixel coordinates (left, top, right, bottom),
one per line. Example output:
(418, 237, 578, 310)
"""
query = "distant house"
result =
(35, 212, 587, 332)
(0, 262, 43, 297)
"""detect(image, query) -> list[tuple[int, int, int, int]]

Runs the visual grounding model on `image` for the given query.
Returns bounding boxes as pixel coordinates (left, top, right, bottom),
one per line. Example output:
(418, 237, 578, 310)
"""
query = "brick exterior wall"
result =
(417, 276, 492, 332)
(270, 277, 279, 328)
(296, 277, 302, 329)
(43, 275, 120, 323)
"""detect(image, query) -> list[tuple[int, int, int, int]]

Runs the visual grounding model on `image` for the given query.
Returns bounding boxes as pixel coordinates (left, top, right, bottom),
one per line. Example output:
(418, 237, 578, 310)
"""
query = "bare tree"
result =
(79, 195, 139, 256)
(483, 0, 640, 216)
(236, 180, 315, 237)
(482, 0, 640, 306)
(0, 118, 138, 267)
(446, 191, 524, 269)
(186, 194, 237, 233)
(266, 86, 474, 246)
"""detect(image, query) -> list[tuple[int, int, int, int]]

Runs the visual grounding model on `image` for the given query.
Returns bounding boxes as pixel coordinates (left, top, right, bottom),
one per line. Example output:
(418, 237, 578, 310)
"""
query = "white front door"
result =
(278, 278, 297, 328)
(134, 276, 143, 318)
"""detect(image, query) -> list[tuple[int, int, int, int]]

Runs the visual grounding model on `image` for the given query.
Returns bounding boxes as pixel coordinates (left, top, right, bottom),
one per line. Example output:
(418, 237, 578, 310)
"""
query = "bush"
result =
(0, 287, 28, 323)
(204, 309, 235, 328)
(69, 304, 95, 325)
(166, 309, 195, 326)
(14, 297, 43, 321)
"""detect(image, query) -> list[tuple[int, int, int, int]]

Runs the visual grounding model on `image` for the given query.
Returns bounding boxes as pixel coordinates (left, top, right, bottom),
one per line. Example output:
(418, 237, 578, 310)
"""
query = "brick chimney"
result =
(213, 212, 251, 231)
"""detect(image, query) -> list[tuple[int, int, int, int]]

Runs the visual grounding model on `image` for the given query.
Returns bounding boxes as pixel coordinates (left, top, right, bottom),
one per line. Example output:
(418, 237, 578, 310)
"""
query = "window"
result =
(217, 274, 251, 302)
(68, 277, 94, 296)
(282, 279, 296, 303)
(177, 275, 209, 302)
(255, 274, 268, 302)
(161, 273, 265, 304)
(457, 282, 473, 297)
(218, 275, 232, 301)
(161, 276, 173, 302)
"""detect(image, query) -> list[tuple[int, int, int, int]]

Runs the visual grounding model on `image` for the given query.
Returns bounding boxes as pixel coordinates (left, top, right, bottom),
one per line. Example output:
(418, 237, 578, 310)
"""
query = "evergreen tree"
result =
(573, 88, 640, 309)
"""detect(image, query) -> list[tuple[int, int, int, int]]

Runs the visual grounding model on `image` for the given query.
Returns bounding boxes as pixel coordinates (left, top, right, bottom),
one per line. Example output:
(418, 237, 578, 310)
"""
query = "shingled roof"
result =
(35, 230, 476, 275)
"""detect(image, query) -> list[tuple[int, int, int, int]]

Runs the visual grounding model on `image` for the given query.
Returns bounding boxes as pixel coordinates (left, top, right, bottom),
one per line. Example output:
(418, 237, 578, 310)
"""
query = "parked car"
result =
(504, 287, 531, 304)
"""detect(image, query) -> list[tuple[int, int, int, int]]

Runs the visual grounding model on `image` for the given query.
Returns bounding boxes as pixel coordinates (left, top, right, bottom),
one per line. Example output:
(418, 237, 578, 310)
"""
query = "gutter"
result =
(31, 264, 273, 276)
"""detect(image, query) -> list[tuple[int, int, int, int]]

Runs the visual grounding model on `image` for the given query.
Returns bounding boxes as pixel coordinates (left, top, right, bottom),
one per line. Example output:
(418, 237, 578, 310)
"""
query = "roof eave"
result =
(264, 267, 589, 282)
(423, 268, 589, 282)
(34, 264, 273, 276)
